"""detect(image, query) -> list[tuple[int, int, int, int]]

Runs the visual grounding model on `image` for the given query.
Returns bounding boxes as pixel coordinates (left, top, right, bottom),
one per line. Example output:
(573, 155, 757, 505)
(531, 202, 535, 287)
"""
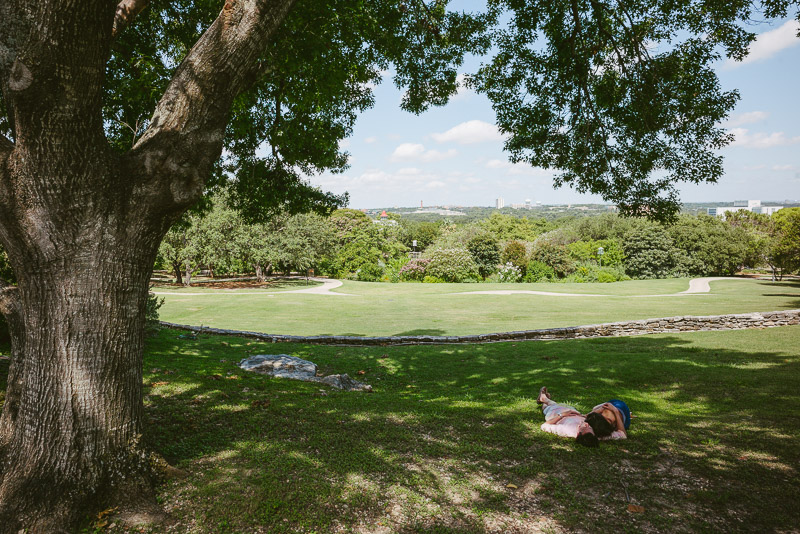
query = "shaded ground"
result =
(8, 326, 796, 532)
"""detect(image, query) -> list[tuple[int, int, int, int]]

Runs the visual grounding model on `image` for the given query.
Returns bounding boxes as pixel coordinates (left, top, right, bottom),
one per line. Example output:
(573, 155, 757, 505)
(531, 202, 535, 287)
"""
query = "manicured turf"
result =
(1, 326, 798, 532)
(157, 278, 800, 336)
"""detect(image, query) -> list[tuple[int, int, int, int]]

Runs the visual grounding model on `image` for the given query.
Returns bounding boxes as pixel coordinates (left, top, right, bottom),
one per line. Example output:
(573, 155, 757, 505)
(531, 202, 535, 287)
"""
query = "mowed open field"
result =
(157, 277, 800, 336)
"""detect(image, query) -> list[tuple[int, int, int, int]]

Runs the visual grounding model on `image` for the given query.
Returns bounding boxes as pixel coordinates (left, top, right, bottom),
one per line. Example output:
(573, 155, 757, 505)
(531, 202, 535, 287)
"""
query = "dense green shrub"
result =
(382, 257, 409, 283)
(668, 215, 749, 275)
(564, 263, 630, 283)
(422, 275, 446, 283)
(623, 225, 678, 279)
(772, 208, 800, 275)
(424, 247, 480, 282)
(567, 239, 625, 266)
(530, 242, 575, 278)
(524, 260, 555, 282)
(481, 212, 550, 241)
(467, 233, 501, 280)
(356, 262, 385, 282)
(399, 221, 442, 250)
(501, 240, 528, 275)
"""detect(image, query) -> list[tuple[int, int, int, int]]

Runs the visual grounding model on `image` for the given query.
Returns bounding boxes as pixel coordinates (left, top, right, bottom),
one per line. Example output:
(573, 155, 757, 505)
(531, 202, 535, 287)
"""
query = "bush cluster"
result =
(148, 203, 800, 287)
(423, 247, 480, 283)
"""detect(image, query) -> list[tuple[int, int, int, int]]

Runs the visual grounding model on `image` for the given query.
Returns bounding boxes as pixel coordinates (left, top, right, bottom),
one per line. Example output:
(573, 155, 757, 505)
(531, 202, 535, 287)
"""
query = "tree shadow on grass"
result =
(392, 329, 448, 336)
(140, 327, 800, 533)
(4, 329, 800, 533)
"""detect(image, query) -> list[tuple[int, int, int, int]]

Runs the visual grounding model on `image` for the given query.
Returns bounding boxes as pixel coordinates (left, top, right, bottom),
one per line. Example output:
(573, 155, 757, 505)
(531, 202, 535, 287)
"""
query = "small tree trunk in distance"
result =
(173, 261, 183, 285)
(255, 264, 265, 282)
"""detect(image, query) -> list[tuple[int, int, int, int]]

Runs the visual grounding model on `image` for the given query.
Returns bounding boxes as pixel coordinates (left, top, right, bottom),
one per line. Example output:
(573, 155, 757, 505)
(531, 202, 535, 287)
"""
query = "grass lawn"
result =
(157, 278, 800, 336)
(7, 326, 796, 532)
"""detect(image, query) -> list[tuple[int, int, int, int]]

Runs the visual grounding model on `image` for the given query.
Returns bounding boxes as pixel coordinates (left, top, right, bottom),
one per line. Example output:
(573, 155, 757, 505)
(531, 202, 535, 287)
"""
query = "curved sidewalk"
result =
(453, 277, 746, 297)
(153, 277, 351, 296)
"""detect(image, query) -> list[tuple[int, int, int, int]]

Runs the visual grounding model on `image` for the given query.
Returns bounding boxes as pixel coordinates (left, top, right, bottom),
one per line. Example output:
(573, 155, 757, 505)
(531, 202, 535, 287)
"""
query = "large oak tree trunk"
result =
(0, 218, 165, 531)
(0, 0, 298, 529)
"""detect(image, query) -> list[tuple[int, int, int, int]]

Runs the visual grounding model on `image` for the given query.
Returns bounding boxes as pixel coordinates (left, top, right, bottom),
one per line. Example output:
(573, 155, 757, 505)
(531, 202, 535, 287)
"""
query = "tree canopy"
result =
(4, 0, 795, 226)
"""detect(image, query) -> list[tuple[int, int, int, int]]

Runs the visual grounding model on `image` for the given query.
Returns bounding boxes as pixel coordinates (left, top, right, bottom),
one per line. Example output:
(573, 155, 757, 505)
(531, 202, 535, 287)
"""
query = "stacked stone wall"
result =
(161, 309, 800, 346)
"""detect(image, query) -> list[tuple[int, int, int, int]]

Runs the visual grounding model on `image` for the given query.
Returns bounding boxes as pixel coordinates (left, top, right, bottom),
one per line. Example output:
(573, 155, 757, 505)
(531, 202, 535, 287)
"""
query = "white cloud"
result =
(485, 159, 553, 177)
(729, 128, 800, 148)
(725, 111, 768, 127)
(725, 19, 800, 68)
(390, 143, 458, 162)
(339, 139, 351, 149)
(772, 164, 797, 171)
(451, 73, 473, 101)
(364, 136, 378, 144)
(431, 120, 505, 144)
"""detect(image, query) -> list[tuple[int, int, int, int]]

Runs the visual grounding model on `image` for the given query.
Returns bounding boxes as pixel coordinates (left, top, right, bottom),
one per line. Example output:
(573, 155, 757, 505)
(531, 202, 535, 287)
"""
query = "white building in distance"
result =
(707, 200, 784, 218)
(496, 197, 505, 209)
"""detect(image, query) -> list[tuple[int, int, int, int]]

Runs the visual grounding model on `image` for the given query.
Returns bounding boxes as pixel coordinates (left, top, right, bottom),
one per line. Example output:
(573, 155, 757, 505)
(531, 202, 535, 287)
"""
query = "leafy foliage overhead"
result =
(473, 0, 797, 219)
(2, 1, 798, 222)
(100, 0, 491, 221)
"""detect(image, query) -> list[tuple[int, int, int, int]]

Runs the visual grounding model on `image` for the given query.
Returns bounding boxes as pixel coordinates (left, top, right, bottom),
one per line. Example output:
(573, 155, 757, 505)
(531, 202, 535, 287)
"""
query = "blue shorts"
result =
(608, 399, 631, 430)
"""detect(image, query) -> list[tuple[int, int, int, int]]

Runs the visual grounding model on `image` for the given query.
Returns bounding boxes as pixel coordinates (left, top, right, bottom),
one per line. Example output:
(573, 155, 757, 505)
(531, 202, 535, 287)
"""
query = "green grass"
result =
(157, 278, 800, 336)
(2, 326, 799, 532)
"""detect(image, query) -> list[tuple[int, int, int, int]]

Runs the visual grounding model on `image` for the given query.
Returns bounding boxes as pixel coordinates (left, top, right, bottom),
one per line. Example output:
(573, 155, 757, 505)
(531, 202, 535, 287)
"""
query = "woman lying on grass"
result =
(537, 386, 630, 447)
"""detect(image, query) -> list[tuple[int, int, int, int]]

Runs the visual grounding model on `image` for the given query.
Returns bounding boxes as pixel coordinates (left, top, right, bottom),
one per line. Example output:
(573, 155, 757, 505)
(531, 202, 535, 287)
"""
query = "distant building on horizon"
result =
(496, 197, 504, 209)
(707, 200, 784, 218)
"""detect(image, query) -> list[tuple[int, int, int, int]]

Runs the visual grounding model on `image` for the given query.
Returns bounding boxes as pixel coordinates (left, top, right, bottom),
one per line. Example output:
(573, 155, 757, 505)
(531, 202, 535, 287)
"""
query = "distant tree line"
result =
(3, 204, 798, 301)
(140, 199, 800, 286)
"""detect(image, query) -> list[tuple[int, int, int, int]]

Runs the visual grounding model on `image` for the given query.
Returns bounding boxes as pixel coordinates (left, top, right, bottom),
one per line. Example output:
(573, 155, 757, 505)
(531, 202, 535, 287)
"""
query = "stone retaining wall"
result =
(161, 309, 800, 346)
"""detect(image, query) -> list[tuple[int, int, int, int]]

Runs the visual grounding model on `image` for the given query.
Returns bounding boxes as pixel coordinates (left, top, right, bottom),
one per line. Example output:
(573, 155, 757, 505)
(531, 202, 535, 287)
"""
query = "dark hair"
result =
(585, 412, 614, 438)
(576, 431, 598, 447)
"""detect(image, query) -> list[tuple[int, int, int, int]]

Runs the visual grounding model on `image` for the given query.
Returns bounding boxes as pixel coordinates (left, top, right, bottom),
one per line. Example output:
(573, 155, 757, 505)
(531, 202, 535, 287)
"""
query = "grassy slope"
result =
(157, 278, 800, 336)
(21, 325, 787, 533)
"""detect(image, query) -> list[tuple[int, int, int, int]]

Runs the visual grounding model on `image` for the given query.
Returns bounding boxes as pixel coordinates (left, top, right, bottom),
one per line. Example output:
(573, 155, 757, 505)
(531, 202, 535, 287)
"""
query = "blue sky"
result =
(311, 12, 800, 209)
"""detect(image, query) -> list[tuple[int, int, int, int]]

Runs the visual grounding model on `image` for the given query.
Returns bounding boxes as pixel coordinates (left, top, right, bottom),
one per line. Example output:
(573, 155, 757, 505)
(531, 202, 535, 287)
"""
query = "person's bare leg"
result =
(538, 387, 555, 406)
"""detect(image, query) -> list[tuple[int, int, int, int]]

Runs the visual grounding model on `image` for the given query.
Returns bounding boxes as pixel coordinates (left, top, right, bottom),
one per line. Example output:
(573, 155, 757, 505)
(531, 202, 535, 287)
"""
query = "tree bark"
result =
(184, 261, 193, 287)
(0, 247, 163, 530)
(0, 0, 298, 529)
(172, 261, 184, 285)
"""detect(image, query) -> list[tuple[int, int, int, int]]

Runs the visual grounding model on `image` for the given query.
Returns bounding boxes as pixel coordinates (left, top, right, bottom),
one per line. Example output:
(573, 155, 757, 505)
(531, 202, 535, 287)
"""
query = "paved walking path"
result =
(155, 276, 748, 299)
(153, 277, 351, 296)
(453, 277, 747, 297)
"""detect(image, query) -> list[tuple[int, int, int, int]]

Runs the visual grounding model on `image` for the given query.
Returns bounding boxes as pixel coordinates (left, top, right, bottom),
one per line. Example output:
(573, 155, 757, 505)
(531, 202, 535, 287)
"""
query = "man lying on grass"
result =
(537, 387, 630, 447)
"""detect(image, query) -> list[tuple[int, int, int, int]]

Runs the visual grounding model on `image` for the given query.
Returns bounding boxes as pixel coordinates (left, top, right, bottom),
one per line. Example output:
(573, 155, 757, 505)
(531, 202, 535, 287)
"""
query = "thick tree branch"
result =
(128, 0, 297, 217)
(112, 0, 150, 38)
